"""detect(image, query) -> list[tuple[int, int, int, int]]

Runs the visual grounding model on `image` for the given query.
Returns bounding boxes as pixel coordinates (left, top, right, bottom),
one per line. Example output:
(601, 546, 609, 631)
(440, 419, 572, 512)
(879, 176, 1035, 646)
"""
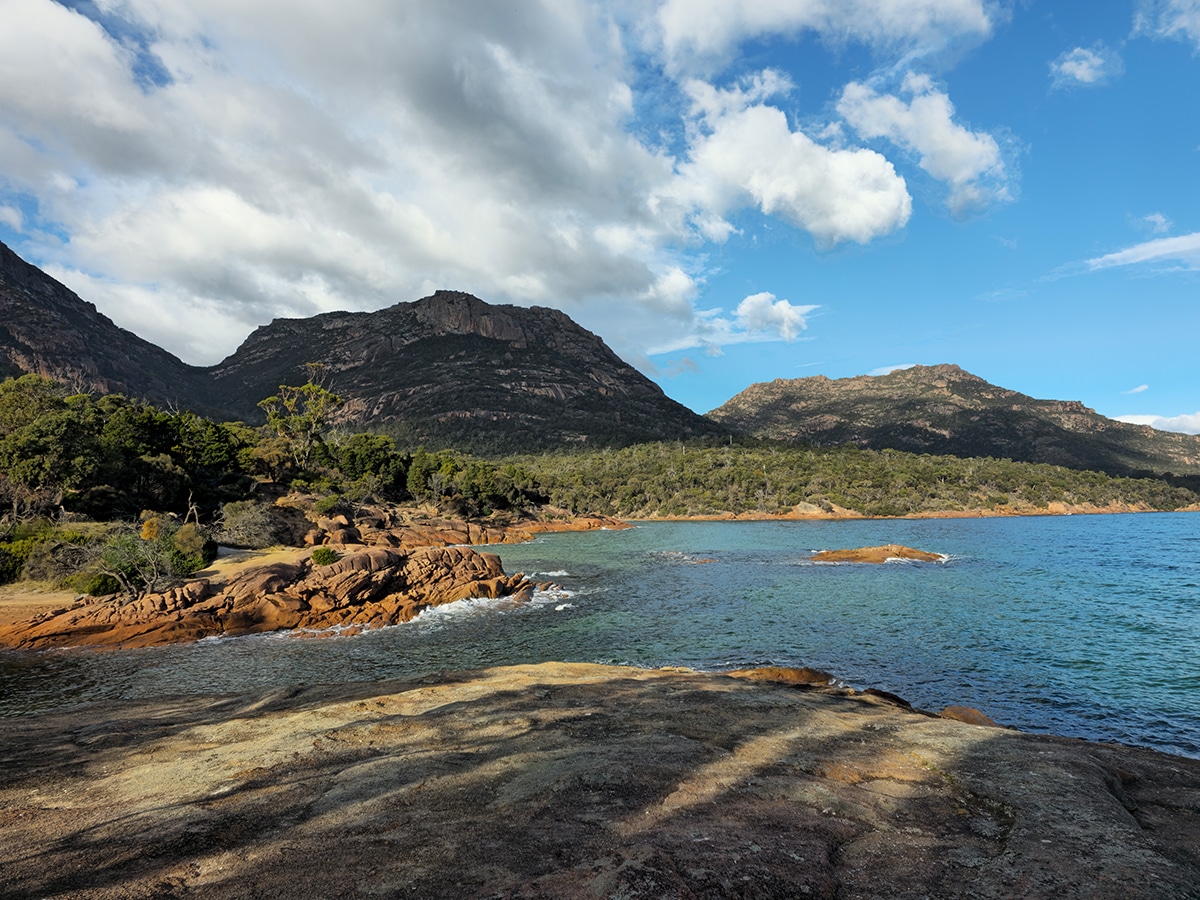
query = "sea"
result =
(2, 513, 1198, 759)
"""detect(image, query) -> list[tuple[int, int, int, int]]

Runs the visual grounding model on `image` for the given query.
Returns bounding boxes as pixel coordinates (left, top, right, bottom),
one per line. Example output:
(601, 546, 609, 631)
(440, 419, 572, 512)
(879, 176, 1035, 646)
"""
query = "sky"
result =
(0, 1, 1198, 432)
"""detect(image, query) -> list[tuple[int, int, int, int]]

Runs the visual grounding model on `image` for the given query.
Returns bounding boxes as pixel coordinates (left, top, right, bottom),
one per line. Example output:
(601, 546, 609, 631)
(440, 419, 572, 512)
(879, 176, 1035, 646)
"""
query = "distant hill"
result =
(707, 364, 1200, 479)
(0, 240, 724, 452)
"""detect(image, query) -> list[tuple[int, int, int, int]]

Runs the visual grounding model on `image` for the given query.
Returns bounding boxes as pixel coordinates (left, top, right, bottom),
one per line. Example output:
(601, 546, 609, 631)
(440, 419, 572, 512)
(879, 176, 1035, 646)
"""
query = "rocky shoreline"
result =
(0, 511, 627, 651)
(1, 662, 1197, 898)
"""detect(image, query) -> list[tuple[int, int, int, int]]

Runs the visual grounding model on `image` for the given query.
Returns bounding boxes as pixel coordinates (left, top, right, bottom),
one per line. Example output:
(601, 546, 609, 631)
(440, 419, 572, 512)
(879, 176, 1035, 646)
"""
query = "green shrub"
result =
(214, 499, 279, 549)
(313, 494, 343, 515)
(0, 538, 37, 584)
(311, 547, 340, 566)
(69, 571, 122, 596)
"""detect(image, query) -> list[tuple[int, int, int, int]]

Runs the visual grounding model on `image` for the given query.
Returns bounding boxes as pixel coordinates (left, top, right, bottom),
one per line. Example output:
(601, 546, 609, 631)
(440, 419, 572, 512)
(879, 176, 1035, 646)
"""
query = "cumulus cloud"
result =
(1050, 44, 1123, 88)
(1086, 232, 1200, 271)
(655, 0, 994, 74)
(673, 76, 912, 246)
(1135, 0, 1200, 49)
(837, 72, 1010, 216)
(0, 0, 945, 368)
(648, 291, 817, 356)
(1116, 412, 1200, 434)
(0, 0, 1024, 372)
(0, 0, 719, 363)
(734, 292, 812, 341)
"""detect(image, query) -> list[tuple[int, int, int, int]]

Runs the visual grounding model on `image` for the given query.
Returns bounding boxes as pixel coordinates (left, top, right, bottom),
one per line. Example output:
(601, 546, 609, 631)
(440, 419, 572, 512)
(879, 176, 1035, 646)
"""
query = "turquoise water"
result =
(2, 513, 1198, 758)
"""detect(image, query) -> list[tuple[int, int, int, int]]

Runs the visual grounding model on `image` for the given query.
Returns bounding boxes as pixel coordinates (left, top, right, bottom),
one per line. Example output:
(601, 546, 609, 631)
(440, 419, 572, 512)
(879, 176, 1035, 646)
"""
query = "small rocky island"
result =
(810, 544, 946, 563)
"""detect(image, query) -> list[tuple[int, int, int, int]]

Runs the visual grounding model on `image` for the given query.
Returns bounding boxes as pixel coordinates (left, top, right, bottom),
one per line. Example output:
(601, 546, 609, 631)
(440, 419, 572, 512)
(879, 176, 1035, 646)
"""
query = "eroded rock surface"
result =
(0, 546, 534, 650)
(0, 513, 626, 651)
(0, 662, 1196, 899)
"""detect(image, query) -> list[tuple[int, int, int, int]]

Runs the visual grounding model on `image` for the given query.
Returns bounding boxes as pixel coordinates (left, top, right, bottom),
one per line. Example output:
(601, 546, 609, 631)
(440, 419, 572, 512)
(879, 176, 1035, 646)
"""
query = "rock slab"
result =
(0, 662, 1197, 899)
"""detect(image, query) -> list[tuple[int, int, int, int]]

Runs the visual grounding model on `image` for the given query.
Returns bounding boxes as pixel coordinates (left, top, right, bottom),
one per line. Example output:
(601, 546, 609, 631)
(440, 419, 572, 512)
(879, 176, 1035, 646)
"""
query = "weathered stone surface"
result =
(0, 546, 535, 650)
(942, 704, 1002, 727)
(0, 512, 623, 651)
(0, 662, 1196, 899)
(810, 544, 945, 563)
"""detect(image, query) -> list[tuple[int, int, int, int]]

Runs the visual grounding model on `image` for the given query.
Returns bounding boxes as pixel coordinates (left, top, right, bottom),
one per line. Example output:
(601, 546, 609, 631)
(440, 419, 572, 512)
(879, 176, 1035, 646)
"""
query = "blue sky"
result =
(1, 1, 1197, 432)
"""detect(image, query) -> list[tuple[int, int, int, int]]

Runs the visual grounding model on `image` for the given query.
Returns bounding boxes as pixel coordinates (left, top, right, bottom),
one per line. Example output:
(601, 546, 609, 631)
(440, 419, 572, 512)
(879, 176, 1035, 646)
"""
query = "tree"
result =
(95, 517, 215, 599)
(257, 365, 343, 471)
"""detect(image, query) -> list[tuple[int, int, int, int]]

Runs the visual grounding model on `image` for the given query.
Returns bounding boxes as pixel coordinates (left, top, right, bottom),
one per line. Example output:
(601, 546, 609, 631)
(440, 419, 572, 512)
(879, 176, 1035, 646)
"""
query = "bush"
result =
(68, 571, 122, 596)
(0, 538, 37, 584)
(312, 494, 343, 516)
(213, 500, 280, 549)
(311, 547, 340, 566)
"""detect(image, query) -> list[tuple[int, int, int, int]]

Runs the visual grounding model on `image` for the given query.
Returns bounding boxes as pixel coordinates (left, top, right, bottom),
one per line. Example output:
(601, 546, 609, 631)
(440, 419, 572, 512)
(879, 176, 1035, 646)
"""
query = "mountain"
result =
(0, 241, 214, 413)
(207, 290, 726, 451)
(0, 240, 723, 451)
(707, 364, 1200, 479)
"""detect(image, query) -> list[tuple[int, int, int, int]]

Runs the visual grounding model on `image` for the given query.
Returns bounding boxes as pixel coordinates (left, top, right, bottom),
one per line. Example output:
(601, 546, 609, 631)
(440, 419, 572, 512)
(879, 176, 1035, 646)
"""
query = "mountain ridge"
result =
(0, 240, 722, 451)
(706, 363, 1200, 478)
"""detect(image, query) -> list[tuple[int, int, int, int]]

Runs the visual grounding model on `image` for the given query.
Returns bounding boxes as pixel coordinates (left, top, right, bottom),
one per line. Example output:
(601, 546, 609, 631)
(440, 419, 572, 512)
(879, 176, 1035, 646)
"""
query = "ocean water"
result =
(2, 513, 1198, 758)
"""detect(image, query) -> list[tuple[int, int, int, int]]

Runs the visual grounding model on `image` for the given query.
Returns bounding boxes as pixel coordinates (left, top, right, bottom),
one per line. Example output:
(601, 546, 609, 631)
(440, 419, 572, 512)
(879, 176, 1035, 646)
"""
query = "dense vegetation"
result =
(0, 375, 543, 595)
(0, 373, 1196, 598)
(506, 441, 1200, 519)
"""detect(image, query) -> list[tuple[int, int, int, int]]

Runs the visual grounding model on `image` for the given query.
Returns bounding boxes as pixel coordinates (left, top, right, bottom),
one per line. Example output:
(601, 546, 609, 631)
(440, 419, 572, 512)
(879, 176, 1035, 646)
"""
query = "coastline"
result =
(630, 499, 1200, 522)
(3, 501, 1194, 636)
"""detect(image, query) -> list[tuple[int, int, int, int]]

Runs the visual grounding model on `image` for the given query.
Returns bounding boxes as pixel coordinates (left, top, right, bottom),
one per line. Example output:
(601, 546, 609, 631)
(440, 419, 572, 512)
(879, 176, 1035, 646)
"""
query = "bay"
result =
(2, 512, 1197, 759)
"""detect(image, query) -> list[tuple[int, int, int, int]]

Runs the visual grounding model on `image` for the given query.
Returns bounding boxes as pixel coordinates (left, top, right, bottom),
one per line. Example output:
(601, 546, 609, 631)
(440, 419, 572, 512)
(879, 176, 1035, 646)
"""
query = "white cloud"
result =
(0, 205, 22, 231)
(656, 0, 994, 74)
(734, 292, 813, 341)
(648, 291, 817, 355)
(870, 363, 917, 376)
(1122, 384, 1150, 395)
(1135, 0, 1200, 50)
(1050, 44, 1123, 88)
(673, 77, 912, 246)
(0, 0, 948, 368)
(1086, 232, 1200, 271)
(0, 0, 714, 364)
(1141, 212, 1174, 233)
(837, 73, 1010, 216)
(1116, 412, 1200, 434)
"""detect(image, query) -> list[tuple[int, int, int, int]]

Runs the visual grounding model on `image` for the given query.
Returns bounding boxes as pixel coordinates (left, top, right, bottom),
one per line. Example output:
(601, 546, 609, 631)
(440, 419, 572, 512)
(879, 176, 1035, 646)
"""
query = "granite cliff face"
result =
(0, 241, 722, 450)
(207, 290, 725, 450)
(708, 364, 1200, 478)
(0, 241, 213, 412)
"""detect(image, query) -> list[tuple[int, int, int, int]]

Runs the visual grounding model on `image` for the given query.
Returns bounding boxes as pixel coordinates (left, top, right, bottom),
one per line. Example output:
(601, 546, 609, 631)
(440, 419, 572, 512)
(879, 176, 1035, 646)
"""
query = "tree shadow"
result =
(1, 665, 1198, 899)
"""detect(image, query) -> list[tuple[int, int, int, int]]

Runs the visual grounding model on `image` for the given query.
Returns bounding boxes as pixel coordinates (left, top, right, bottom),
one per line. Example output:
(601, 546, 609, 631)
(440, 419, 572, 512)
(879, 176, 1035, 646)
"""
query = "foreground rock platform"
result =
(1, 663, 1197, 898)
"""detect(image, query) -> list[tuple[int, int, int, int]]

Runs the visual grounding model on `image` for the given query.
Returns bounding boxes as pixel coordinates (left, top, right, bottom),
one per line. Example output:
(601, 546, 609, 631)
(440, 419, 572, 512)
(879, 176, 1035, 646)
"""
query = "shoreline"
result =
(2, 502, 1194, 631)
(629, 499, 1200, 522)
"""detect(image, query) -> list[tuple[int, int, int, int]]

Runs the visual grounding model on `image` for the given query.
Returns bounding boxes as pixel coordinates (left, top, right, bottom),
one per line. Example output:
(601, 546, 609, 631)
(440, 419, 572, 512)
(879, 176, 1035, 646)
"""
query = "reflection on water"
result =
(3, 513, 1198, 758)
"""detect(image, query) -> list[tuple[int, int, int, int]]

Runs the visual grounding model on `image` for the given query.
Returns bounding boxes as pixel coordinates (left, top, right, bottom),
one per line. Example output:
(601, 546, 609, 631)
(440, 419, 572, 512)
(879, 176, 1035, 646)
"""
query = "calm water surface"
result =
(3, 513, 1198, 758)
